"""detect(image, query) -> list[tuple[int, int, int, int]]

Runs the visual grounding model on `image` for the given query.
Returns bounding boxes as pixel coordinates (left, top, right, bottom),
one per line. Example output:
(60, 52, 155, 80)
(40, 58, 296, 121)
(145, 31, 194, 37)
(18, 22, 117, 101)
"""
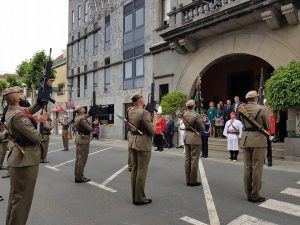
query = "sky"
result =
(0, 0, 68, 74)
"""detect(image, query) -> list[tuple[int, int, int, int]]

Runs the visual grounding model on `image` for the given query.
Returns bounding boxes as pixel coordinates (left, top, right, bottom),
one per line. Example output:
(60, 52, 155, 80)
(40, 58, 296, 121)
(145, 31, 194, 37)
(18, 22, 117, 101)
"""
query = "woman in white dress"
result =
(223, 112, 243, 162)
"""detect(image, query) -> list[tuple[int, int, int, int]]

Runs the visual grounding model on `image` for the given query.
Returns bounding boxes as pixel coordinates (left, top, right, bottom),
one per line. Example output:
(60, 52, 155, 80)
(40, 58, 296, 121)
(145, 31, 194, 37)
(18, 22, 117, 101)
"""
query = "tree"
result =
(0, 79, 10, 91)
(16, 50, 56, 90)
(160, 91, 187, 115)
(6, 74, 22, 87)
(265, 61, 300, 110)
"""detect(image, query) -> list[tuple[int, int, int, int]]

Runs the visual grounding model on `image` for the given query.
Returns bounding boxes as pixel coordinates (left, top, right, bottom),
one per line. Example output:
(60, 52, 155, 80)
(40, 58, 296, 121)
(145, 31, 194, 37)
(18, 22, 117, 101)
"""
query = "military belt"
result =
(130, 131, 142, 136)
(15, 140, 35, 146)
(185, 128, 199, 132)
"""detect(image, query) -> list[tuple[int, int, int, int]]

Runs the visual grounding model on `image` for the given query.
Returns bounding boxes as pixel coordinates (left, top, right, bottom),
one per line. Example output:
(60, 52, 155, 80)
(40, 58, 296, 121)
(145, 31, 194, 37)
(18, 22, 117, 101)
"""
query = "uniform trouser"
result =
(166, 133, 173, 148)
(62, 130, 69, 150)
(130, 149, 151, 202)
(41, 138, 50, 160)
(128, 148, 132, 169)
(75, 142, 90, 180)
(201, 136, 208, 157)
(185, 144, 201, 184)
(243, 147, 266, 200)
(0, 141, 9, 167)
(6, 165, 39, 225)
(267, 139, 272, 163)
(153, 134, 163, 150)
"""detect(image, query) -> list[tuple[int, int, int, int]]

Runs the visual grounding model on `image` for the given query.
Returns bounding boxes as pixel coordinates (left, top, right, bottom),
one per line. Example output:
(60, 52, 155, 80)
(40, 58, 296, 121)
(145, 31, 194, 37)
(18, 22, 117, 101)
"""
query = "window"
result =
(135, 57, 144, 77)
(57, 84, 65, 96)
(162, 0, 170, 25)
(124, 14, 133, 33)
(78, 5, 81, 26)
(84, 0, 89, 22)
(77, 75, 80, 97)
(124, 61, 133, 79)
(159, 84, 169, 101)
(84, 74, 88, 97)
(93, 31, 99, 56)
(69, 45, 73, 61)
(69, 78, 74, 99)
(105, 16, 110, 43)
(104, 67, 110, 92)
(72, 10, 75, 29)
(93, 61, 98, 88)
(135, 7, 144, 28)
(98, 104, 114, 124)
(84, 37, 87, 58)
(78, 40, 81, 56)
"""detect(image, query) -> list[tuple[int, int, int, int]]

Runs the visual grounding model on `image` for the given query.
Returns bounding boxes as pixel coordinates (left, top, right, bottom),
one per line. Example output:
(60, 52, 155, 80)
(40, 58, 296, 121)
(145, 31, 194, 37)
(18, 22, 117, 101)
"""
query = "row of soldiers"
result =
(0, 86, 93, 225)
(127, 90, 270, 205)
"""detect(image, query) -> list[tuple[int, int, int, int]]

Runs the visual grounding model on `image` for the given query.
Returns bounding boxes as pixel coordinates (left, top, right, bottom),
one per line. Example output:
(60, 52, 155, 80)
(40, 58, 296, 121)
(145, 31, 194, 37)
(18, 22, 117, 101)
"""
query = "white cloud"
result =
(0, 0, 68, 74)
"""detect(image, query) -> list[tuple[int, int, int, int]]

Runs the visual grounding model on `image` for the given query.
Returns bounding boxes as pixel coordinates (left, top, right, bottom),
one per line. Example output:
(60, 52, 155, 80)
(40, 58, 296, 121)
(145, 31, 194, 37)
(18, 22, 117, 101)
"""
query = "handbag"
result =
(215, 118, 224, 126)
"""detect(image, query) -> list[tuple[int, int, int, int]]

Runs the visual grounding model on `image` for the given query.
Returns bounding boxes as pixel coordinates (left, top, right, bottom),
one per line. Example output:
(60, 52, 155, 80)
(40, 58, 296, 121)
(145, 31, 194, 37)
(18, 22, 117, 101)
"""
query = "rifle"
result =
(37, 48, 56, 133)
(237, 105, 271, 137)
(145, 82, 157, 117)
(258, 68, 265, 106)
(176, 110, 200, 136)
(116, 114, 143, 135)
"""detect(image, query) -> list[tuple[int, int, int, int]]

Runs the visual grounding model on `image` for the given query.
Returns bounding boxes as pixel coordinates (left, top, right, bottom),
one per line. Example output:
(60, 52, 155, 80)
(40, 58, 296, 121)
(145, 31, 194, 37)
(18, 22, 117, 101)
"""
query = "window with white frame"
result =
(93, 31, 99, 56)
(78, 5, 82, 26)
(84, 0, 89, 22)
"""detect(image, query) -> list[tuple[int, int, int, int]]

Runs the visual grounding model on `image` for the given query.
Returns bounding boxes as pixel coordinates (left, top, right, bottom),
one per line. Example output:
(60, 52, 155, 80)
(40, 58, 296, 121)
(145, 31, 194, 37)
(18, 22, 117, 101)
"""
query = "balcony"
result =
(156, 0, 300, 54)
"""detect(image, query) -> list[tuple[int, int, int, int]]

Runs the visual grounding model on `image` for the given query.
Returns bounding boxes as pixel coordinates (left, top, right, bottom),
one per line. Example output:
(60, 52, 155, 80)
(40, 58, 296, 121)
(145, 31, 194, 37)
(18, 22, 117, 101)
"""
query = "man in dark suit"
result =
(232, 96, 242, 120)
(165, 115, 174, 148)
(223, 100, 232, 123)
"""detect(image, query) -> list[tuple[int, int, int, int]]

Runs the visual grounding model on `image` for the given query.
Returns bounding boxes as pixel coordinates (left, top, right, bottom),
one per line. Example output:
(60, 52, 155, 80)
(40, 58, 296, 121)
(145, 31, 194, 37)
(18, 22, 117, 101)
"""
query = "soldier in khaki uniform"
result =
(40, 118, 54, 163)
(3, 86, 48, 225)
(182, 100, 205, 186)
(61, 115, 70, 151)
(74, 105, 92, 183)
(240, 91, 271, 203)
(0, 128, 9, 170)
(127, 92, 155, 205)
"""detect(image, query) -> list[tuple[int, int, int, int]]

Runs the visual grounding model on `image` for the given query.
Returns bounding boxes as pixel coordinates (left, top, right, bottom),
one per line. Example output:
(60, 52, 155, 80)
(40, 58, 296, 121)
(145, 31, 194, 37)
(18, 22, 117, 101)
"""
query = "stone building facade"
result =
(68, 0, 300, 151)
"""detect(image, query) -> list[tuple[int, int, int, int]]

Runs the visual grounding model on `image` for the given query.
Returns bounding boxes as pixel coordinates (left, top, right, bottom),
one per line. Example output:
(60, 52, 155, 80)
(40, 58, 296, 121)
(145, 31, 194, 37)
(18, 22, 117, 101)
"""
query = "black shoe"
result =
(159, 149, 163, 152)
(268, 161, 272, 167)
(186, 183, 191, 186)
(248, 197, 266, 203)
(40, 160, 50, 163)
(190, 182, 202, 187)
(62, 149, 69, 151)
(134, 199, 152, 205)
(75, 178, 91, 183)
(154, 149, 159, 151)
(2, 173, 10, 178)
(0, 166, 7, 170)
(0, 196, 3, 201)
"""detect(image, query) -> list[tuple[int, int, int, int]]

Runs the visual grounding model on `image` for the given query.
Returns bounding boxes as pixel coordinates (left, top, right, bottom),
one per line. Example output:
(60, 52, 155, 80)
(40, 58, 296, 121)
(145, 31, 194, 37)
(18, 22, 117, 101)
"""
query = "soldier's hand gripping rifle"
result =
(237, 105, 271, 137)
(116, 114, 143, 135)
(176, 110, 200, 136)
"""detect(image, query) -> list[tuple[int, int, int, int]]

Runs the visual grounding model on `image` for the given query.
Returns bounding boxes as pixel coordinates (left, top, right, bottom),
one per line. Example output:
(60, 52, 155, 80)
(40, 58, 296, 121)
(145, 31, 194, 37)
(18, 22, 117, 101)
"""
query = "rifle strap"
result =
(239, 111, 267, 137)
(254, 108, 262, 120)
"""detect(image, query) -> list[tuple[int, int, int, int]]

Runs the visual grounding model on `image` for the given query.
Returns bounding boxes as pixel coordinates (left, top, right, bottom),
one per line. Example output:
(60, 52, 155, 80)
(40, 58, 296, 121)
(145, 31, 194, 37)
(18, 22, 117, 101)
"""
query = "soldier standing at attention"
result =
(183, 100, 205, 187)
(3, 86, 48, 225)
(74, 105, 92, 183)
(61, 115, 70, 151)
(127, 92, 155, 205)
(0, 123, 9, 170)
(40, 118, 54, 163)
(240, 91, 271, 203)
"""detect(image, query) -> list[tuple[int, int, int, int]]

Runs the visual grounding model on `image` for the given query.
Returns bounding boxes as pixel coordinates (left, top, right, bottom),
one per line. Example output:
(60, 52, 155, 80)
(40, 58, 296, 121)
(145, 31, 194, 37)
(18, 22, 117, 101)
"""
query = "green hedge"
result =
(160, 91, 187, 115)
(266, 61, 300, 110)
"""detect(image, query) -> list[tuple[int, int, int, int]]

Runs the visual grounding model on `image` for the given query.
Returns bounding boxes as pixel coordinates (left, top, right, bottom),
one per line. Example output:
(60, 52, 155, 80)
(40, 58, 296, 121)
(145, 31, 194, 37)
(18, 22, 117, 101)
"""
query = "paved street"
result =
(0, 136, 299, 225)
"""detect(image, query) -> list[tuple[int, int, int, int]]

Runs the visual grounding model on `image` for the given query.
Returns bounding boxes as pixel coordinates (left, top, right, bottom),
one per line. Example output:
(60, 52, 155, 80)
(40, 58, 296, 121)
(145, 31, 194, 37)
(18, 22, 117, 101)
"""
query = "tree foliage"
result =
(6, 74, 22, 87)
(160, 91, 187, 115)
(0, 79, 10, 91)
(266, 61, 300, 110)
(16, 50, 56, 89)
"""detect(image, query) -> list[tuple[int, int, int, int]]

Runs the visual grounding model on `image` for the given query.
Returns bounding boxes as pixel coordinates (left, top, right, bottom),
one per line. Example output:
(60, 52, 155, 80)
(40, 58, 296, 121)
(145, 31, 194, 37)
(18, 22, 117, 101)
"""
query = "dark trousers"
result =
(230, 150, 239, 160)
(153, 134, 163, 151)
(165, 133, 173, 148)
(201, 136, 208, 157)
(267, 139, 272, 163)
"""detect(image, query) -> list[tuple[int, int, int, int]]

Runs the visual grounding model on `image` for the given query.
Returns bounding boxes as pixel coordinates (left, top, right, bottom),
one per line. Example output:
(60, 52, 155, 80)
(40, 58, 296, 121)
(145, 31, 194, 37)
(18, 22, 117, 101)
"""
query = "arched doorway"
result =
(198, 54, 274, 107)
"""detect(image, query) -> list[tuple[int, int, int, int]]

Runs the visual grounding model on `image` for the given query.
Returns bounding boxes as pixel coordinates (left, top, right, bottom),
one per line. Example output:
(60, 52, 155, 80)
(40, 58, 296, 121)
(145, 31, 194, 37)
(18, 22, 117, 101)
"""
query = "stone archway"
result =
(176, 30, 299, 96)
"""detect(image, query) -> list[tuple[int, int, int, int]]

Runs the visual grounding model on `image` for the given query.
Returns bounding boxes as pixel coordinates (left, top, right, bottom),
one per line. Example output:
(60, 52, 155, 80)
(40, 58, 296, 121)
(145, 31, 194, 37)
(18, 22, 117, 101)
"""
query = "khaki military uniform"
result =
(0, 131, 9, 169)
(127, 106, 155, 202)
(41, 121, 53, 161)
(240, 102, 271, 201)
(62, 121, 70, 151)
(127, 131, 132, 171)
(182, 109, 205, 185)
(74, 115, 92, 180)
(5, 103, 42, 225)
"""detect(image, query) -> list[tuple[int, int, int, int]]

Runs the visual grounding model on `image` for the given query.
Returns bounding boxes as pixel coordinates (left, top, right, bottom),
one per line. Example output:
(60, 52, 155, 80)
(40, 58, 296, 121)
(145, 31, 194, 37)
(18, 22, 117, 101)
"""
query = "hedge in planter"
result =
(266, 61, 300, 111)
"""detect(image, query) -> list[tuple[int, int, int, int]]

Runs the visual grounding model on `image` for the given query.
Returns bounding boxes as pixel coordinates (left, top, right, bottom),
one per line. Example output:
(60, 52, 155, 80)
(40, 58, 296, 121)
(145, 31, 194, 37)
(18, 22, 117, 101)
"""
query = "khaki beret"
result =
(131, 92, 143, 102)
(2, 86, 23, 96)
(186, 99, 195, 107)
(75, 105, 83, 112)
(245, 90, 258, 99)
